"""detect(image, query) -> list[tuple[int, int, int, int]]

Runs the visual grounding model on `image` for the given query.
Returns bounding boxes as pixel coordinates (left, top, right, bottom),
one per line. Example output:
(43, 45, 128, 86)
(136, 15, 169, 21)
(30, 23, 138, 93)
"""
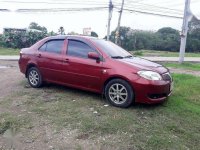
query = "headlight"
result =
(137, 71, 162, 81)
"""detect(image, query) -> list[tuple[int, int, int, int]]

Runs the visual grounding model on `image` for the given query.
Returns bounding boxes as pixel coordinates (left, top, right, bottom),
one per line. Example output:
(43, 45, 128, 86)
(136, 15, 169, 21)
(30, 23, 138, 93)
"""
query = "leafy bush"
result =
(0, 34, 3, 47)
(133, 51, 143, 56)
(2, 31, 47, 49)
(110, 26, 200, 52)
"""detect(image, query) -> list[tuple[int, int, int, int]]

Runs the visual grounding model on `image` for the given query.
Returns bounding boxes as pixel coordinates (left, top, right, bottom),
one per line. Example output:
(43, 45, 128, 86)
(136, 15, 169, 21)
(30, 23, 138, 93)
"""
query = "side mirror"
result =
(88, 52, 100, 61)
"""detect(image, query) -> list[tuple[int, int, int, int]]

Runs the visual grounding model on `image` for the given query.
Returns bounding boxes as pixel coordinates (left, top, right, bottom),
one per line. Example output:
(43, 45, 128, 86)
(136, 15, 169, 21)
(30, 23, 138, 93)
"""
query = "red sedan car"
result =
(19, 35, 173, 108)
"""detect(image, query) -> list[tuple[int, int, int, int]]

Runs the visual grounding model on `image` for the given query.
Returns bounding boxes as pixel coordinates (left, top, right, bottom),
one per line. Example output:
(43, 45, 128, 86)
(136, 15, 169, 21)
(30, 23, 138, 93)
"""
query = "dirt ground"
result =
(0, 60, 199, 150)
(0, 61, 95, 150)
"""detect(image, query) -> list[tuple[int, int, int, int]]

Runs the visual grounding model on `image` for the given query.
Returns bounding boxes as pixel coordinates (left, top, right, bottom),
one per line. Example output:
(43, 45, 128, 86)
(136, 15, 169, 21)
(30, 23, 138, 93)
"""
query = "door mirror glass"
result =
(88, 52, 100, 60)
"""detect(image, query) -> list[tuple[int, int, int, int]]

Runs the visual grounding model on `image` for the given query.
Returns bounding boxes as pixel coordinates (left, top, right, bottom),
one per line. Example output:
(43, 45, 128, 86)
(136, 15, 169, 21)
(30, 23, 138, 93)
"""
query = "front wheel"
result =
(105, 79, 134, 108)
(27, 67, 42, 88)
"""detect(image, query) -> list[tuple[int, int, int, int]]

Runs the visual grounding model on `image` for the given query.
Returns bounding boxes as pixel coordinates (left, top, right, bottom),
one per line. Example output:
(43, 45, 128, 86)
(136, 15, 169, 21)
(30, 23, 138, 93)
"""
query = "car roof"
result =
(47, 35, 99, 40)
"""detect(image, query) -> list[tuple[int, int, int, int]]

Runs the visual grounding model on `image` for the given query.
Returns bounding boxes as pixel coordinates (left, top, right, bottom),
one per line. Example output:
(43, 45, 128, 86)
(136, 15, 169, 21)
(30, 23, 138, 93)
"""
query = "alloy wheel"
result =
(108, 83, 128, 105)
(29, 70, 39, 86)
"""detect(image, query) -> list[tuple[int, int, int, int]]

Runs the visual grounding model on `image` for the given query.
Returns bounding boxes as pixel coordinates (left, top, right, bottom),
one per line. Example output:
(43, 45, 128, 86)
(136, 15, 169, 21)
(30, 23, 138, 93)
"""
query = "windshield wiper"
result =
(111, 56, 124, 59)
(124, 55, 133, 58)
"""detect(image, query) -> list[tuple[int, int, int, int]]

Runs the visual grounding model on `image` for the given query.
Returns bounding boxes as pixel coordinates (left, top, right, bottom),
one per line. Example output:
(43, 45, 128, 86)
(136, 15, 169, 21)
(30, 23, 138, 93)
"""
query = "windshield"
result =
(92, 39, 132, 58)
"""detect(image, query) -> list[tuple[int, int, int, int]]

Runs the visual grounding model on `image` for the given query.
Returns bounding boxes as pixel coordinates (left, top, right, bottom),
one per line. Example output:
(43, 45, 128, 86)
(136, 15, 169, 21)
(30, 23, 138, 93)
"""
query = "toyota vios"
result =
(19, 35, 173, 108)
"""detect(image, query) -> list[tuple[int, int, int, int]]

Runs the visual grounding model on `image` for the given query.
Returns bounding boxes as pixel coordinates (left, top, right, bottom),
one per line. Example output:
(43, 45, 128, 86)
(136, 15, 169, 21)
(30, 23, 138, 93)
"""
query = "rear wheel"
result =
(27, 67, 42, 88)
(105, 79, 134, 108)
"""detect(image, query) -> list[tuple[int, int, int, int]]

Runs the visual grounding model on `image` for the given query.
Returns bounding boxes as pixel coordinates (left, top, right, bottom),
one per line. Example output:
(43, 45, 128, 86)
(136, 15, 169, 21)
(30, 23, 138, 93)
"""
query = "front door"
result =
(62, 39, 103, 92)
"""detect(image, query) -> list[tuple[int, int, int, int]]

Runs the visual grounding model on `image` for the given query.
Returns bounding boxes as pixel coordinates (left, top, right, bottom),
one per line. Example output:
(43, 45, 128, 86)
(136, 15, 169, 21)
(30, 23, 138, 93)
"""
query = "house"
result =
(3, 28, 27, 34)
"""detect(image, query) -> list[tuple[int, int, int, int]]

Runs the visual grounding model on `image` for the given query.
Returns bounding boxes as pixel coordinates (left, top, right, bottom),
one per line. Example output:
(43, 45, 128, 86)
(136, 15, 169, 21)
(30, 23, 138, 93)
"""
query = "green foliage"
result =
(29, 22, 47, 33)
(1, 22, 48, 49)
(58, 26, 65, 35)
(133, 50, 143, 56)
(0, 47, 19, 55)
(91, 31, 98, 37)
(2, 31, 47, 49)
(130, 50, 200, 57)
(1, 19, 200, 52)
(48, 31, 57, 36)
(110, 21, 200, 52)
(67, 31, 79, 35)
(0, 34, 4, 47)
(188, 16, 200, 32)
(187, 17, 200, 52)
(156, 27, 180, 51)
(163, 62, 200, 71)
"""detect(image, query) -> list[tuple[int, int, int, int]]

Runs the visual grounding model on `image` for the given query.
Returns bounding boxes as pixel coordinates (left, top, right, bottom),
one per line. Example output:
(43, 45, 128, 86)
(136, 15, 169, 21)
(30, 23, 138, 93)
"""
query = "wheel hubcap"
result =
(108, 83, 128, 104)
(29, 70, 39, 86)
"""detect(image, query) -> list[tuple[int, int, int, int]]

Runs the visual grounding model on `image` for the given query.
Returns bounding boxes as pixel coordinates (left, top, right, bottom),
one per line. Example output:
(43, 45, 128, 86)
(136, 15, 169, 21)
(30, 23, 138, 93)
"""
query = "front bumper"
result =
(132, 77, 173, 104)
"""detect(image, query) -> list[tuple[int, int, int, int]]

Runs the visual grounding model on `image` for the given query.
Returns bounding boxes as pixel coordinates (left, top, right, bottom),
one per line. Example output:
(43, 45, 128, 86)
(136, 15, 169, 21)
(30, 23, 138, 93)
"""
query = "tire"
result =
(105, 79, 134, 108)
(27, 67, 43, 88)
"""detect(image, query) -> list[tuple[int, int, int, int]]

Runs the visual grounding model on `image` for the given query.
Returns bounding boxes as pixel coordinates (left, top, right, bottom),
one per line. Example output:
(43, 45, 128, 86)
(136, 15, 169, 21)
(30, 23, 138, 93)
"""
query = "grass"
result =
(131, 50, 200, 57)
(1, 73, 197, 149)
(0, 47, 20, 55)
(0, 113, 32, 135)
(163, 62, 200, 71)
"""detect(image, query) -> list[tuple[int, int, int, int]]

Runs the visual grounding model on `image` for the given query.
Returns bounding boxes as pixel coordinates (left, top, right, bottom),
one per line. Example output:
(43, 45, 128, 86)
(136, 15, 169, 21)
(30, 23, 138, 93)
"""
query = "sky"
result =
(0, 0, 200, 38)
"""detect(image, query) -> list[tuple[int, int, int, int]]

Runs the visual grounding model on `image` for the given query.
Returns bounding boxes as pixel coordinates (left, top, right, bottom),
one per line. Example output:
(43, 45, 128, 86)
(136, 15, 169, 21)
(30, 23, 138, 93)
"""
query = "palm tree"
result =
(58, 26, 65, 35)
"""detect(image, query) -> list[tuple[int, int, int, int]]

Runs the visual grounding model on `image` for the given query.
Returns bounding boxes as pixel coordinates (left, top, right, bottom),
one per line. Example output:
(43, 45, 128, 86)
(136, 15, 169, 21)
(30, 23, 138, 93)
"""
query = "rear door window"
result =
(39, 39, 64, 54)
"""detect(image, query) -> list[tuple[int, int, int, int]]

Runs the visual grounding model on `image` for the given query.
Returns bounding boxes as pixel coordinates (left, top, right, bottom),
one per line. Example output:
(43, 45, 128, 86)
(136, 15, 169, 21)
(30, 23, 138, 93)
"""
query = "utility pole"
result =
(115, 0, 125, 44)
(179, 0, 192, 63)
(107, 0, 113, 41)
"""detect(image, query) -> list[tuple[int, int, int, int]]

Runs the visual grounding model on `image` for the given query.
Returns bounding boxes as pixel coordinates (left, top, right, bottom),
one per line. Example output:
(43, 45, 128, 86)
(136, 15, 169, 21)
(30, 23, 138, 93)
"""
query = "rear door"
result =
(36, 39, 65, 82)
(62, 39, 103, 92)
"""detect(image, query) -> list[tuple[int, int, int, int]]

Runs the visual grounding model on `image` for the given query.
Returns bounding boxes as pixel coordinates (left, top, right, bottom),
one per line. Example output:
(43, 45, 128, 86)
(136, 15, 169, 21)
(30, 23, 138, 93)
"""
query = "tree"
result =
(29, 22, 47, 33)
(188, 16, 200, 32)
(91, 31, 98, 37)
(187, 17, 200, 52)
(67, 31, 79, 35)
(110, 27, 158, 51)
(48, 31, 57, 36)
(58, 26, 65, 35)
(110, 26, 131, 49)
(156, 27, 180, 51)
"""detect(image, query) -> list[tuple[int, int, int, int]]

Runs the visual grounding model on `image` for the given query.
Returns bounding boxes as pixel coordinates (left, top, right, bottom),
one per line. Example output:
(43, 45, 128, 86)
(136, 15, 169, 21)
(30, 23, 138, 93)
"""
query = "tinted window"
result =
(45, 40, 64, 54)
(67, 40, 95, 58)
(39, 43, 47, 51)
(91, 39, 131, 57)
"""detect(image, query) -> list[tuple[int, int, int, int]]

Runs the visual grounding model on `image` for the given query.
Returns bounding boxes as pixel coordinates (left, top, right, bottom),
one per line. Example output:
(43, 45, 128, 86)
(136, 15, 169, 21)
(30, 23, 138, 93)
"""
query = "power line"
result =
(0, 0, 184, 15)
(124, 0, 183, 13)
(1, 0, 184, 19)
(0, 9, 10, 12)
(118, 7, 183, 19)
(113, 1, 184, 17)
(16, 7, 108, 13)
(0, 0, 185, 13)
(119, 4, 183, 16)
(0, 0, 108, 6)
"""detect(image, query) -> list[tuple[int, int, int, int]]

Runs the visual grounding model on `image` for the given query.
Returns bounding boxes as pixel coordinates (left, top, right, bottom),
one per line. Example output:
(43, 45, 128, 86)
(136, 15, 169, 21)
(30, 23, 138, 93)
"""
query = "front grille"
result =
(162, 72, 172, 82)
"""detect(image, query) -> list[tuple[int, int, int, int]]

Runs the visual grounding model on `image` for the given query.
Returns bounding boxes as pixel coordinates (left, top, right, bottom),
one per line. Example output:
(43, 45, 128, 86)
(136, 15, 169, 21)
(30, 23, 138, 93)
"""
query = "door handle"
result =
(63, 58, 69, 63)
(37, 54, 41, 58)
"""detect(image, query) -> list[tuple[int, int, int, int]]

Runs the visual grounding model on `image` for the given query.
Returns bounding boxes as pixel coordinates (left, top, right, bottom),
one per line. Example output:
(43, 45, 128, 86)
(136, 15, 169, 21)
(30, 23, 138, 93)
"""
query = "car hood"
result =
(117, 57, 168, 74)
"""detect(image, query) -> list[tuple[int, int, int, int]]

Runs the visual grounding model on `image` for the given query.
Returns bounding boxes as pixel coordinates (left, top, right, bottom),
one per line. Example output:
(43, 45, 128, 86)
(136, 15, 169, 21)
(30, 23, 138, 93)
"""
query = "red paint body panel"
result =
(19, 35, 172, 104)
